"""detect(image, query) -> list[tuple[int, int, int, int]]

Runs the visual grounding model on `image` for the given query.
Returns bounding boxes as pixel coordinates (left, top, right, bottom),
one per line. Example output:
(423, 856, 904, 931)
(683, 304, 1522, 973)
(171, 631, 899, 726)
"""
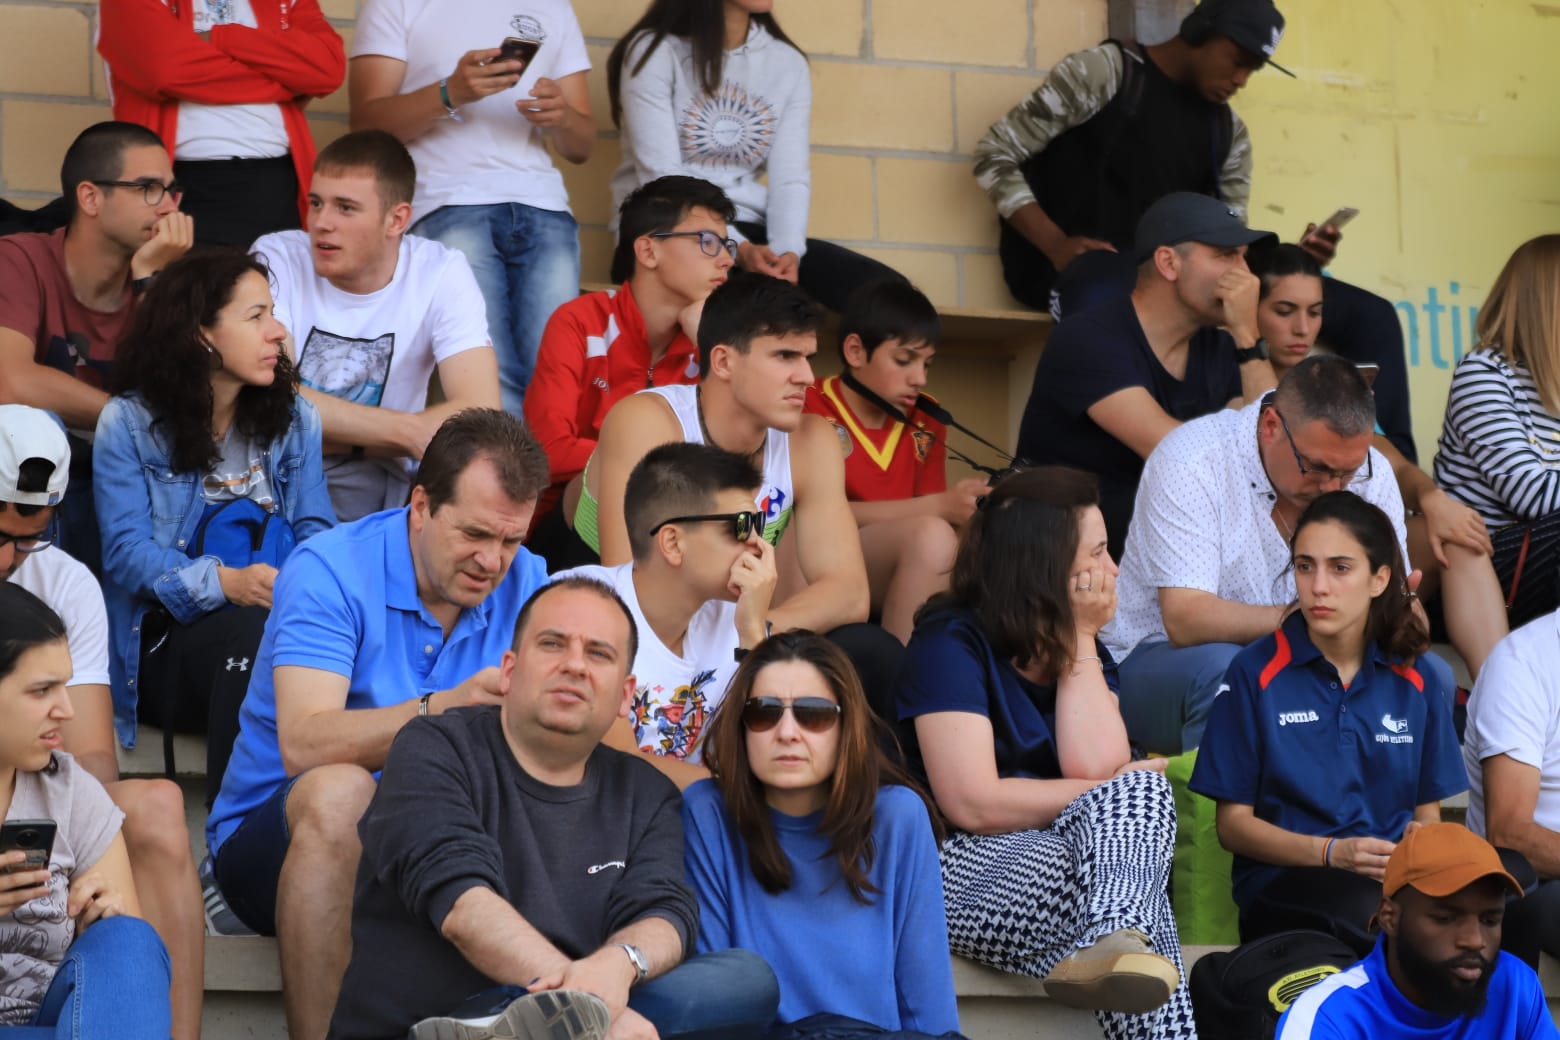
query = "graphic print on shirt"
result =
(0, 863, 71, 1024)
(41, 332, 112, 388)
(632, 668, 717, 759)
(202, 459, 273, 504)
(298, 328, 395, 407)
(511, 13, 547, 41)
(679, 83, 776, 168)
(1377, 713, 1413, 744)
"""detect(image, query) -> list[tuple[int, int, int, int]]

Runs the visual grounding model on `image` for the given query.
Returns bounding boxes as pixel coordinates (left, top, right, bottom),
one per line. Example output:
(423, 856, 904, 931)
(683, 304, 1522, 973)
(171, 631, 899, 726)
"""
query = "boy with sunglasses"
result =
(804, 279, 990, 643)
(555, 442, 776, 788)
(524, 176, 737, 568)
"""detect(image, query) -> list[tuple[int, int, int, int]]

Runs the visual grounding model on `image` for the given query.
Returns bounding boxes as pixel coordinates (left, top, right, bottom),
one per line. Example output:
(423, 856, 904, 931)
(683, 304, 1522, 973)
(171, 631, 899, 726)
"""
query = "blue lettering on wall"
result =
(1393, 283, 1479, 370)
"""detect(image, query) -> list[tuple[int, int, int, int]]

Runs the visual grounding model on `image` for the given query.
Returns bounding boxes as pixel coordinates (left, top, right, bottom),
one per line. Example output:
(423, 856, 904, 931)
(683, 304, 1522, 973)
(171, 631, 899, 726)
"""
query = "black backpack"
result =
(1190, 930, 1359, 1040)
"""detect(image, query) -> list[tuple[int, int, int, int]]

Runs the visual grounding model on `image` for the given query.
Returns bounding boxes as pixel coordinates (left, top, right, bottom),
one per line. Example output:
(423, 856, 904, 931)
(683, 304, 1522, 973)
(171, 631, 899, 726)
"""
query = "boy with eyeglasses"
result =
(523, 176, 737, 569)
(554, 441, 776, 789)
(0, 121, 194, 572)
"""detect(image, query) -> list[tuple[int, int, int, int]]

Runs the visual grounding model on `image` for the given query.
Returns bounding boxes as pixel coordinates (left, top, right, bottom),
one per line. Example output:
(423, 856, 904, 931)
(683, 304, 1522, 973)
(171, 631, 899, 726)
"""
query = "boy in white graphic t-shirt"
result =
(556, 441, 775, 790)
(254, 130, 499, 521)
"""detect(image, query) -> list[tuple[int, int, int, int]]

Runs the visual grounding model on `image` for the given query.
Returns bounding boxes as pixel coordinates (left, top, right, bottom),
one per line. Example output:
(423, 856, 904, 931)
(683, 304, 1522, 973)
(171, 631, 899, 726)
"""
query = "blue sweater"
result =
(681, 780, 961, 1033)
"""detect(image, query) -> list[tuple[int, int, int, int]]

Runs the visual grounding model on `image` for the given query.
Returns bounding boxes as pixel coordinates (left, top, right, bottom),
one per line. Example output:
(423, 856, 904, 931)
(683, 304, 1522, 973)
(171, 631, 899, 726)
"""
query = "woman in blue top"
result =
(683, 630, 964, 1040)
(897, 467, 1193, 1040)
(1190, 491, 1467, 953)
(93, 250, 334, 788)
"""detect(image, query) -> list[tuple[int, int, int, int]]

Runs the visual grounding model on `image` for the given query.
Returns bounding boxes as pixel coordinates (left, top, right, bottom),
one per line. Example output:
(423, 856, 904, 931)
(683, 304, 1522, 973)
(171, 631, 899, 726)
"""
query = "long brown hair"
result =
(606, 0, 806, 127)
(918, 467, 1099, 676)
(1477, 234, 1560, 413)
(703, 631, 939, 903)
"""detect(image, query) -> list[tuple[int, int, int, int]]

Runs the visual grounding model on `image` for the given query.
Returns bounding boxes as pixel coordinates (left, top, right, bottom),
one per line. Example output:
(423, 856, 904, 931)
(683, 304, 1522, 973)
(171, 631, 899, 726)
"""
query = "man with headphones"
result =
(973, 0, 1419, 466)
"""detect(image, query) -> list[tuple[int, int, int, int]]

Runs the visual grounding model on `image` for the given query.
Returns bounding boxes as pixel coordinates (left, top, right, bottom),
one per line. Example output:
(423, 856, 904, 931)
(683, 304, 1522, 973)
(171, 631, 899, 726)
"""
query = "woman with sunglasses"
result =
(605, 0, 903, 311)
(93, 250, 334, 787)
(0, 583, 171, 1038)
(897, 467, 1192, 1040)
(684, 631, 964, 1040)
(1251, 245, 1506, 678)
(1189, 492, 1466, 952)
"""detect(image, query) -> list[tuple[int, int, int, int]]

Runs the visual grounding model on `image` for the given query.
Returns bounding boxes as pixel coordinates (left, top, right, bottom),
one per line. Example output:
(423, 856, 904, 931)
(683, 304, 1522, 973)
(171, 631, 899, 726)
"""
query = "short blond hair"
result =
(1477, 234, 1560, 413)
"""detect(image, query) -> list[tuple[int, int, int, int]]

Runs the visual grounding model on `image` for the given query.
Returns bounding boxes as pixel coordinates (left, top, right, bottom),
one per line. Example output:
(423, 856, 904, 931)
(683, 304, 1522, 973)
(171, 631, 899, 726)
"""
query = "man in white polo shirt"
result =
(1464, 608, 1560, 961)
(1105, 354, 1454, 752)
(255, 129, 499, 522)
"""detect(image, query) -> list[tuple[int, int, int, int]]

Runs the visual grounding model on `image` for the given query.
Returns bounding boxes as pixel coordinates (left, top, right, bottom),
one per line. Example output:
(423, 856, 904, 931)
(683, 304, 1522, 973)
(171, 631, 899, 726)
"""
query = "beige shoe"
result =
(1041, 928, 1180, 1014)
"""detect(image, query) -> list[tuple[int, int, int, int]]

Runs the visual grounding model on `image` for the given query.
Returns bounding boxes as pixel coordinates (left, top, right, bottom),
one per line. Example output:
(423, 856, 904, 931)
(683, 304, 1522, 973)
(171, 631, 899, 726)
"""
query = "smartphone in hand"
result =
(0, 820, 57, 874)
(499, 36, 541, 71)
(1316, 207, 1359, 231)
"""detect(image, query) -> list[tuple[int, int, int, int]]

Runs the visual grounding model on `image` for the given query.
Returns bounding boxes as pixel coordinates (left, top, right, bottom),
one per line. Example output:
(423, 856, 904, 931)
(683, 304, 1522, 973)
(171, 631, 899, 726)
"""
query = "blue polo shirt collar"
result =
(1277, 610, 1393, 688)
(379, 509, 492, 637)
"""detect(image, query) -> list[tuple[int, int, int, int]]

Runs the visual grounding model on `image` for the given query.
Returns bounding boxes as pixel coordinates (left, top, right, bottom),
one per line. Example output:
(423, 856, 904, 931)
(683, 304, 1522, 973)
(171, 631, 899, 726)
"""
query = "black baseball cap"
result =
(1182, 0, 1295, 78)
(1133, 192, 1277, 261)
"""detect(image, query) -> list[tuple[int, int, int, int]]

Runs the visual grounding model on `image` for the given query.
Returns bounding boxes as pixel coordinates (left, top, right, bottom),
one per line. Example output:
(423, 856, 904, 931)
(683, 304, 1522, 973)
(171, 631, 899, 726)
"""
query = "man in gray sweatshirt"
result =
(328, 576, 779, 1040)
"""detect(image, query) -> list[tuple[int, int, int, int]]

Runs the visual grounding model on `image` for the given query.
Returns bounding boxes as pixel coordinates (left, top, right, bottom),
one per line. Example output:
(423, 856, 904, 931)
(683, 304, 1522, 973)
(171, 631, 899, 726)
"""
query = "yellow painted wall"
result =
(1236, 0, 1560, 457)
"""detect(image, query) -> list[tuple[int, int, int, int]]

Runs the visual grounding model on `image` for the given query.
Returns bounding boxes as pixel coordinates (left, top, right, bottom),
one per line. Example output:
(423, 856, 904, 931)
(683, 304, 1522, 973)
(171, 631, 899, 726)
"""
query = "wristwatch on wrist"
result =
(418, 692, 434, 717)
(616, 942, 649, 985)
(1234, 337, 1271, 364)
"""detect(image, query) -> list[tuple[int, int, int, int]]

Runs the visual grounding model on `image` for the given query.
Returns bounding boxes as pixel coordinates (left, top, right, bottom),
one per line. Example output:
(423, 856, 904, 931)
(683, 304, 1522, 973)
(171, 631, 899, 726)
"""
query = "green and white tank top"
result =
(575, 384, 795, 553)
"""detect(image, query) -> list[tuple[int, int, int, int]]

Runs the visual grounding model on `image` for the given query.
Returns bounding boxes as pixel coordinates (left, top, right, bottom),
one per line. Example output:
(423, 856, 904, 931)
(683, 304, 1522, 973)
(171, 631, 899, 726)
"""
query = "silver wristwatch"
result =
(616, 942, 649, 985)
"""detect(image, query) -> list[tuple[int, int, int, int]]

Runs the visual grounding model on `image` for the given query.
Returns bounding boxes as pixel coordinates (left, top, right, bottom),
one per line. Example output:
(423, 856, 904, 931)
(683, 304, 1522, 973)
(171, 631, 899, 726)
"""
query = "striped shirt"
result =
(1434, 348, 1560, 526)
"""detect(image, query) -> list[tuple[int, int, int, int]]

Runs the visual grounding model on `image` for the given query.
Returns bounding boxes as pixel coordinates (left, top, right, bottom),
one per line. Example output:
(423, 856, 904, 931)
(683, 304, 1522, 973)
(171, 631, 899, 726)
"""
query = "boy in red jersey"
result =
(805, 280, 988, 641)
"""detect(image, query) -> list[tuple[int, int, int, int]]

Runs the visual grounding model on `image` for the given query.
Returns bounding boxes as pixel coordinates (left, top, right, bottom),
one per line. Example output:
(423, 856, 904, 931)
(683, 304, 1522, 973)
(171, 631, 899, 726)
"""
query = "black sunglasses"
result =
(741, 696, 842, 733)
(648, 511, 765, 542)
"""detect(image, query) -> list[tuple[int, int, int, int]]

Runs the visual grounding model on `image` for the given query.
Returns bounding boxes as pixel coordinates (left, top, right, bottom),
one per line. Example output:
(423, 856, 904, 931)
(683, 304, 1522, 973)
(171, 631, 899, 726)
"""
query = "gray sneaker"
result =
(409, 990, 611, 1040)
(198, 855, 256, 937)
(1042, 928, 1180, 1014)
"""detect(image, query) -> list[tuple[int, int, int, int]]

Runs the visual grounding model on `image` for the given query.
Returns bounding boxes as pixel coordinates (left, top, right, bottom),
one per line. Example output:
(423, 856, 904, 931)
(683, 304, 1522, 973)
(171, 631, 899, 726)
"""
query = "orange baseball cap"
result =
(1383, 823, 1523, 899)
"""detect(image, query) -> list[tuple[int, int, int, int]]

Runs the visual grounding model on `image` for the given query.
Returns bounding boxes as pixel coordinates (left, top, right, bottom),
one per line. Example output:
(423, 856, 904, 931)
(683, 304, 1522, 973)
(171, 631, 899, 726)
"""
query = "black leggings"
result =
(138, 605, 269, 798)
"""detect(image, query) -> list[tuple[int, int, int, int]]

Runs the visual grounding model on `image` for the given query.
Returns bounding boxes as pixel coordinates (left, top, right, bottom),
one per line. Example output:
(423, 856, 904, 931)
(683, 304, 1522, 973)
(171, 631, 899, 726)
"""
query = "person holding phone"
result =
(684, 631, 966, 1040)
(1188, 492, 1466, 952)
(1251, 245, 1506, 680)
(606, 0, 904, 312)
(0, 582, 170, 1038)
(348, 0, 595, 416)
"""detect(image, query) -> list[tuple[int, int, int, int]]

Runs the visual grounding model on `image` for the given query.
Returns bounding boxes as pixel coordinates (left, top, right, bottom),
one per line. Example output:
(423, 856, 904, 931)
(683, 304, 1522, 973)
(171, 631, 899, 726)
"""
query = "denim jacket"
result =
(93, 393, 336, 747)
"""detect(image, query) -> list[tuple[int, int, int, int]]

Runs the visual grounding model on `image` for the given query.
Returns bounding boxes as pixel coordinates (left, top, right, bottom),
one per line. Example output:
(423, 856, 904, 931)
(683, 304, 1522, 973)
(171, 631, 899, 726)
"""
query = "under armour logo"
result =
(225, 657, 251, 673)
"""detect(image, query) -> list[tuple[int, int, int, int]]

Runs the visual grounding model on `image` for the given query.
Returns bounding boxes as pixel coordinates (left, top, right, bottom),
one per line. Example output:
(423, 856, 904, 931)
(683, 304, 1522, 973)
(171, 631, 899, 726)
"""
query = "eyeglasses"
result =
(1274, 409, 1373, 484)
(648, 511, 765, 542)
(649, 229, 739, 261)
(0, 517, 56, 556)
(92, 179, 183, 206)
(741, 696, 842, 733)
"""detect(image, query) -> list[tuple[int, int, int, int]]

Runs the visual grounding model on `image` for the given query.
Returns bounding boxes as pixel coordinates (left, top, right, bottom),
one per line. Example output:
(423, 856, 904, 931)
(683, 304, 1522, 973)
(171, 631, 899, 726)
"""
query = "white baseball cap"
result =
(0, 405, 70, 507)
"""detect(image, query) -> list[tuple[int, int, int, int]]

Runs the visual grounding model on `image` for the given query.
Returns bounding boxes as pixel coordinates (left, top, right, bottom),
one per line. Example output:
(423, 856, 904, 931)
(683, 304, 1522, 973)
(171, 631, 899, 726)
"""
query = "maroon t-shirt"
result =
(0, 229, 131, 392)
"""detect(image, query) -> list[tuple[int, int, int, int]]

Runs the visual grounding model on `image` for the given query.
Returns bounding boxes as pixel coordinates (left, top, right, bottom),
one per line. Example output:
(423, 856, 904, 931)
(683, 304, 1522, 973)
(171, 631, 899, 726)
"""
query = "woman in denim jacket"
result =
(93, 250, 334, 791)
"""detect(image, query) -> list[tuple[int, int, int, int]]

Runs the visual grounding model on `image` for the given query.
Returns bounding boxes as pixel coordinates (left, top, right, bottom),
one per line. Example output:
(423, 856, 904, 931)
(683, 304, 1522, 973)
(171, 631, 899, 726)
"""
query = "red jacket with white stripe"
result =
(97, 0, 346, 223)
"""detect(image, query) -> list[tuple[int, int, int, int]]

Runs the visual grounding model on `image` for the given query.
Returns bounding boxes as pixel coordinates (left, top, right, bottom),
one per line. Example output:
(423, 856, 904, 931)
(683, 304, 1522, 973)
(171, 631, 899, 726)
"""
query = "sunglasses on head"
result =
(648, 510, 766, 542)
(741, 696, 841, 733)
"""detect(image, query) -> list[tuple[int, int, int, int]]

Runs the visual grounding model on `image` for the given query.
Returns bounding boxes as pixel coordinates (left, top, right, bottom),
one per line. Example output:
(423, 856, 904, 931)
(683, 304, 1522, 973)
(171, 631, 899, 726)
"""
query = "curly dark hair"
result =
(111, 249, 299, 474)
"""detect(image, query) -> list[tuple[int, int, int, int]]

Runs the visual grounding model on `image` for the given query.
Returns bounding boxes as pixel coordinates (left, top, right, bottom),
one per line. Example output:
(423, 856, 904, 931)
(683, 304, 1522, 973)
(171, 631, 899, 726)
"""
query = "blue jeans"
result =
(1119, 639, 1459, 754)
(446, 949, 779, 1040)
(0, 916, 171, 1039)
(412, 202, 581, 415)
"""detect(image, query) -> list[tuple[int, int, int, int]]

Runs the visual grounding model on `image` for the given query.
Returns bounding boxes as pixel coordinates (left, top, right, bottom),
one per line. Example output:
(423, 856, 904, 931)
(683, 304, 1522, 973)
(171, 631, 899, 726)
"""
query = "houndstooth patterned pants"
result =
(939, 769, 1197, 1040)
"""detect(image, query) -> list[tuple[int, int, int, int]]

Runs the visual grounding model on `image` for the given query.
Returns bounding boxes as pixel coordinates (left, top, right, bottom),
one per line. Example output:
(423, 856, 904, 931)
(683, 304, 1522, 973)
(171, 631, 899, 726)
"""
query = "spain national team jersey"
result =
(805, 376, 948, 502)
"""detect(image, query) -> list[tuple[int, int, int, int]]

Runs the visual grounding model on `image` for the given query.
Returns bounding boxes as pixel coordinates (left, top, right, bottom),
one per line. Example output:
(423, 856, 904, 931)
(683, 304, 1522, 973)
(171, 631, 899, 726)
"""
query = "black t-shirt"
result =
(1016, 294, 1241, 554)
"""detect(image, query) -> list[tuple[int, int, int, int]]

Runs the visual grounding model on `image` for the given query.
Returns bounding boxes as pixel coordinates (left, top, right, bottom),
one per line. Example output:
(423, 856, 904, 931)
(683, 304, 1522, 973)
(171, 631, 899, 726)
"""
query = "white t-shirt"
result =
(255, 229, 493, 519)
(1105, 398, 1407, 660)
(1464, 610, 1560, 836)
(350, 0, 590, 224)
(175, 0, 291, 160)
(553, 562, 740, 764)
(8, 546, 110, 689)
(0, 753, 123, 1026)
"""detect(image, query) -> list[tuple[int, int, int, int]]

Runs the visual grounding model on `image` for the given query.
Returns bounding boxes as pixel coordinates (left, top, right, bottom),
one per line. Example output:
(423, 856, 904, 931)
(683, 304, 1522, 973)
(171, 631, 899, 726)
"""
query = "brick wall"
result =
(0, 0, 1108, 310)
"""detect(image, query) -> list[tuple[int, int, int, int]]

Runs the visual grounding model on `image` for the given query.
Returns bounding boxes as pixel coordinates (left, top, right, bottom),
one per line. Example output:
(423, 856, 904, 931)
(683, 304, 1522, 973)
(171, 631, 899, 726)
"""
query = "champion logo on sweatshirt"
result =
(587, 860, 626, 874)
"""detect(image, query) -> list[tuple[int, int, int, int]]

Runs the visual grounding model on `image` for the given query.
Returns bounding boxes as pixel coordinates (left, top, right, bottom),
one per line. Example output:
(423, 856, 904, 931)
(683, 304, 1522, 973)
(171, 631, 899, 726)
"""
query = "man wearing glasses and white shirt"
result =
(1104, 354, 1456, 753)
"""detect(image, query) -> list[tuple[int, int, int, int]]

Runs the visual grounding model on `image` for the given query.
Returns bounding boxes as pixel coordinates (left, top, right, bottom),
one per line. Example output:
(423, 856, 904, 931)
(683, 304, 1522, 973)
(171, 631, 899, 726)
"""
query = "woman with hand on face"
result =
(683, 631, 965, 1040)
(1252, 244, 1506, 679)
(1189, 492, 1467, 953)
(0, 583, 170, 1038)
(897, 467, 1193, 1040)
(93, 250, 334, 790)
(606, 0, 904, 312)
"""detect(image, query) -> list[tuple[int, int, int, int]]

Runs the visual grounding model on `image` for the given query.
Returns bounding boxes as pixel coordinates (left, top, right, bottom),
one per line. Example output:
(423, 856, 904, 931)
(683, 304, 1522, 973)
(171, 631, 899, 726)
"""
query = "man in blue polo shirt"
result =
(1276, 824, 1557, 1040)
(205, 408, 550, 1040)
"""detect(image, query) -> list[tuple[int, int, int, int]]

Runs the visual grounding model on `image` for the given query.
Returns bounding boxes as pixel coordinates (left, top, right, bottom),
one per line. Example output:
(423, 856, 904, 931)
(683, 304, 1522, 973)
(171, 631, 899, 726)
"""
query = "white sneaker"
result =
(408, 990, 611, 1040)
